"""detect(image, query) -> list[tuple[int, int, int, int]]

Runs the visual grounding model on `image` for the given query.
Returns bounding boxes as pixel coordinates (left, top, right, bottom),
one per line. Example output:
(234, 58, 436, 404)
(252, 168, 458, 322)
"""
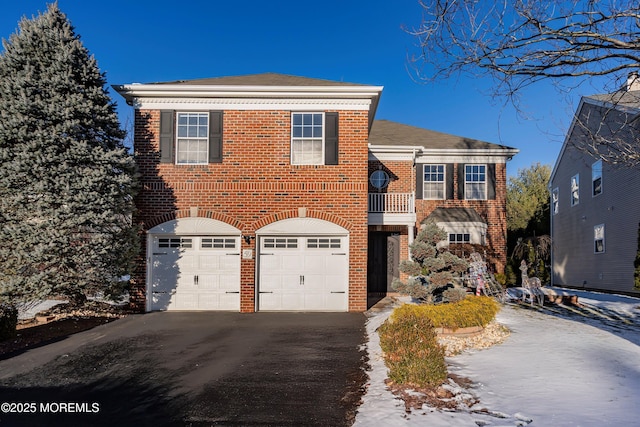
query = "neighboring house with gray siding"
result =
(549, 81, 640, 295)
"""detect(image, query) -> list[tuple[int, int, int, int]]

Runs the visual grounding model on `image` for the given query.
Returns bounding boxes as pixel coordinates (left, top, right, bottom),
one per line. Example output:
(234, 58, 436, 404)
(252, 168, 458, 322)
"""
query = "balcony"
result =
(368, 192, 416, 225)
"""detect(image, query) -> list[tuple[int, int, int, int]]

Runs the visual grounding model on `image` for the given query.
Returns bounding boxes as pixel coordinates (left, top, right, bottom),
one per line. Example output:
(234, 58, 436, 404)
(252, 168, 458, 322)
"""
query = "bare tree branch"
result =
(408, 0, 640, 164)
(409, 0, 640, 93)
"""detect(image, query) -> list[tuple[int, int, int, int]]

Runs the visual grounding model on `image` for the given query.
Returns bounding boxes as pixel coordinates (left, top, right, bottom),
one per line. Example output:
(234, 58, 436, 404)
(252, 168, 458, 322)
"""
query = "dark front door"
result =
(368, 232, 400, 294)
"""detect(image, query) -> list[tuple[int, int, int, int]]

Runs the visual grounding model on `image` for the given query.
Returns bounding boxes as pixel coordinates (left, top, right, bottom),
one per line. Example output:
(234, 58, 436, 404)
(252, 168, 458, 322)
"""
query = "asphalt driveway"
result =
(0, 312, 367, 426)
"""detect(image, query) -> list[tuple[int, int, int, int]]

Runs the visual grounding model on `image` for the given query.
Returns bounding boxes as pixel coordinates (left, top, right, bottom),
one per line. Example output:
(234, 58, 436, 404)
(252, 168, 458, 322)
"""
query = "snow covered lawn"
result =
(355, 288, 640, 426)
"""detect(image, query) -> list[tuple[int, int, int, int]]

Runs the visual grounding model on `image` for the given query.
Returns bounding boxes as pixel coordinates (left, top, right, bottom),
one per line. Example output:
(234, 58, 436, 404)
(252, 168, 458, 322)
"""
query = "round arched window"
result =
(369, 170, 390, 189)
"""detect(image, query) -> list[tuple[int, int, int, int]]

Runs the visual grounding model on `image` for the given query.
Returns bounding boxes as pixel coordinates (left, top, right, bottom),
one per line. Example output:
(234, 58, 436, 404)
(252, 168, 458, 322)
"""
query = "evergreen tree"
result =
(0, 3, 139, 305)
(392, 222, 468, 303)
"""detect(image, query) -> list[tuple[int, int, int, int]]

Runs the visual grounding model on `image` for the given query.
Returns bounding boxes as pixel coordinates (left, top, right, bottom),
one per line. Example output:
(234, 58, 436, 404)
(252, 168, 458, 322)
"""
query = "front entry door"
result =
(368, 232, 400, 294)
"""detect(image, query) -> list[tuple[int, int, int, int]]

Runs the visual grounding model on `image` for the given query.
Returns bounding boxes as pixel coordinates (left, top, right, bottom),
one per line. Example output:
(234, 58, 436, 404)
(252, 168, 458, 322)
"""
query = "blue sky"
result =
(0, 1, 609, 177)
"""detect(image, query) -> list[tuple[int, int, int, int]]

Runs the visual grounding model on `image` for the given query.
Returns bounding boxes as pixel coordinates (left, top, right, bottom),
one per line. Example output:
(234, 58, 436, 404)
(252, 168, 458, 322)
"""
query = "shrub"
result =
(393, 296, 499, 330)
(379, 307, 447, 388)
(393, 222, 468, 304)
(0, 303, 18, 341)
(442, 287, 467, 303)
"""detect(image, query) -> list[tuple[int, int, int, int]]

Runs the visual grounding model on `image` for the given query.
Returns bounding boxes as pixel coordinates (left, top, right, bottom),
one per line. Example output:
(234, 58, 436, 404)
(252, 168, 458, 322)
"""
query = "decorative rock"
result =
(437, 321, 510, 357)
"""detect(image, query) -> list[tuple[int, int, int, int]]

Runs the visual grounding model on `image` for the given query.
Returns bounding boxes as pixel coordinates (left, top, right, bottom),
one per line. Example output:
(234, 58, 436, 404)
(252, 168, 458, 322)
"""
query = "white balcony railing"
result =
(368, 192, 415, 214)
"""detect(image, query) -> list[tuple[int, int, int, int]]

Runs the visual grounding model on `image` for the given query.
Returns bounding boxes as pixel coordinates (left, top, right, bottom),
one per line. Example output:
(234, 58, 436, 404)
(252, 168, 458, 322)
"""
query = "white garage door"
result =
(149, 235, 241, 311)
(258, 236, 348, 311)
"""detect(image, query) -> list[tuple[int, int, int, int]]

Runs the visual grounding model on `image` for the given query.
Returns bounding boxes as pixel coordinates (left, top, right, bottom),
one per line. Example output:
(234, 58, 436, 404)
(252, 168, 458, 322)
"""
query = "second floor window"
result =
(291, 113, 324, 165)
(571, 174, 579, 206)
(552, 188, 559, 215)
(176, 112, 209, 164)
(592, 160, 602, 196)
(465, 164, 486, 200)
(423, 164, 445, 199)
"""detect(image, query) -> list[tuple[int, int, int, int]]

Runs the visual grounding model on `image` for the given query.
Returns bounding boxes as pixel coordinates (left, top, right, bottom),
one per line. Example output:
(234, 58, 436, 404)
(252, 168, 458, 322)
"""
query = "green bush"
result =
(393, 296, 499, 330)
(379, 308, 447, 388)
(0, 304, 18, 341)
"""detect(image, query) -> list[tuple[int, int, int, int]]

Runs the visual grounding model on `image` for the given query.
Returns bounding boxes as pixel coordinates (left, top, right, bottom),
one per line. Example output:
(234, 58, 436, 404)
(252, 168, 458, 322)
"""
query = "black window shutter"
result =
(209, 111, 223, 163)
(487, 163, 496, 200)
(457, 164, 465, 200)
(325, 112, 339, 165)
(159, 110, 174, 163)
(446, 164, 454, 199)
(415, 164, 424, 199)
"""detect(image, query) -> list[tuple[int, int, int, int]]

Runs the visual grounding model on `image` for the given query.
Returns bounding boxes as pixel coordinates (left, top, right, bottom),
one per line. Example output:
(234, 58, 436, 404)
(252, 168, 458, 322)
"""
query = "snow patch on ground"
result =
(355, 288, 640, 426)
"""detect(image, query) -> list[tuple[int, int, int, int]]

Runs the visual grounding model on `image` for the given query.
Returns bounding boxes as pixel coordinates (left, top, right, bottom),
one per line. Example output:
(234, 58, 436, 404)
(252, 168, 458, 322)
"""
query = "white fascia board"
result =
(416, 148, 519, 164)
(368, 145, 422, 161)
(114, 83, 383, 106)
(131, 97, 374, 111)
(367, 145, 519, 163)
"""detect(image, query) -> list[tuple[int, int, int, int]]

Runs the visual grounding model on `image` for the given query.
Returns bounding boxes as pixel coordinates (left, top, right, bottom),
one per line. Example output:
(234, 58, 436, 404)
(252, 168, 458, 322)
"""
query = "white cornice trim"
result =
(133, 97, 373, 111)
(114, 83, 383, 105)
(416, 155, 512, 163)
(368, 145, 518, 163)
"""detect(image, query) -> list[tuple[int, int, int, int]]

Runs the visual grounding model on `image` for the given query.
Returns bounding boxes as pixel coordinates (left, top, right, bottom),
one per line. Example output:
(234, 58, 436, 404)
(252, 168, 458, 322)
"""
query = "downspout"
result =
(408, 148, 417, 259)
(548, 184, 554, 286)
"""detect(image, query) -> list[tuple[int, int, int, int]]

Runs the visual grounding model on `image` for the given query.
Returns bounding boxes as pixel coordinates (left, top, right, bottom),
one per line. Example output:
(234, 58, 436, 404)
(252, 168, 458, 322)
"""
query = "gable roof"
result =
(369, 120, 517, 152)
(549, 90, 640, 184)
(151, 72, 366, 87)
(587, 90, 640, 111)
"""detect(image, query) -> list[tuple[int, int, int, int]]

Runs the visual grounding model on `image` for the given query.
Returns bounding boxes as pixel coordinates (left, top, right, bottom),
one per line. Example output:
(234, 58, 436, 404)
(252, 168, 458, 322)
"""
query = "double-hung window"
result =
(465, 165, 486, 200)
(592, 160, 602, 197)
(291, 113, 324, 165)
(176, 112, 209, 164)
(423, 165, 445, 199)
(594, 224, 605, 253)
(571, 174, 579, 206)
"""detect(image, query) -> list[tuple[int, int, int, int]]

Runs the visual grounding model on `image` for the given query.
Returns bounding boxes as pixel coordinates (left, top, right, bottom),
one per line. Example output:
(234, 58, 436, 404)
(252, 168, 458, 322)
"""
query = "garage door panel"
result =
(179, 254, 198, 271)
(281, 254, 302, 270)
(151, 291, 173, 310)
(174, 293, 198, 310)
(149, 235, 240, 311)
(326, 292, 348, 311)
(197, 274, 219, 290)
(258, 236, 348, 311)
(219, 274, 240, 291)
(198, 254, 220, 269)
(218, 293, 240, 310)
(280, 293, 304, 310)
(219, 256, 240, 271)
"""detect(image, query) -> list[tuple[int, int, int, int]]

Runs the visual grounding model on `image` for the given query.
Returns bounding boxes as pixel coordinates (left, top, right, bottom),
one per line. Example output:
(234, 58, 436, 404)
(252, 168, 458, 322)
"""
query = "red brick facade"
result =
(368, 159, 508, 273)
(132, 109, 370, 312)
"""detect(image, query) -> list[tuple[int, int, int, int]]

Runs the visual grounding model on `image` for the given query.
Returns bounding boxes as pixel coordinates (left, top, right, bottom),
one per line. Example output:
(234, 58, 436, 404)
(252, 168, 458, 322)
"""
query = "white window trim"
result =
(430, 221, 487, 249)
(571, 174, 580, 206)
(291, 112, 325, 166)
(423, 164, 446, 200)
(592, 159, 603, 197)
(594, 224, 605, 254)
(370, 170, 390, 190)
(176, 111, 209, 165)
(464, 164, 487, 200)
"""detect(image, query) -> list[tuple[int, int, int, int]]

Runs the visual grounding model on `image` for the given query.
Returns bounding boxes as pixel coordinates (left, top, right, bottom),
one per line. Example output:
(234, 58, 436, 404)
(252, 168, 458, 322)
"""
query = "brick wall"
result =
(133, 109, 370, 312)
(416, 162, 508, 273)
(368, 160, 413, 193)
(370, 158, 508, 273)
